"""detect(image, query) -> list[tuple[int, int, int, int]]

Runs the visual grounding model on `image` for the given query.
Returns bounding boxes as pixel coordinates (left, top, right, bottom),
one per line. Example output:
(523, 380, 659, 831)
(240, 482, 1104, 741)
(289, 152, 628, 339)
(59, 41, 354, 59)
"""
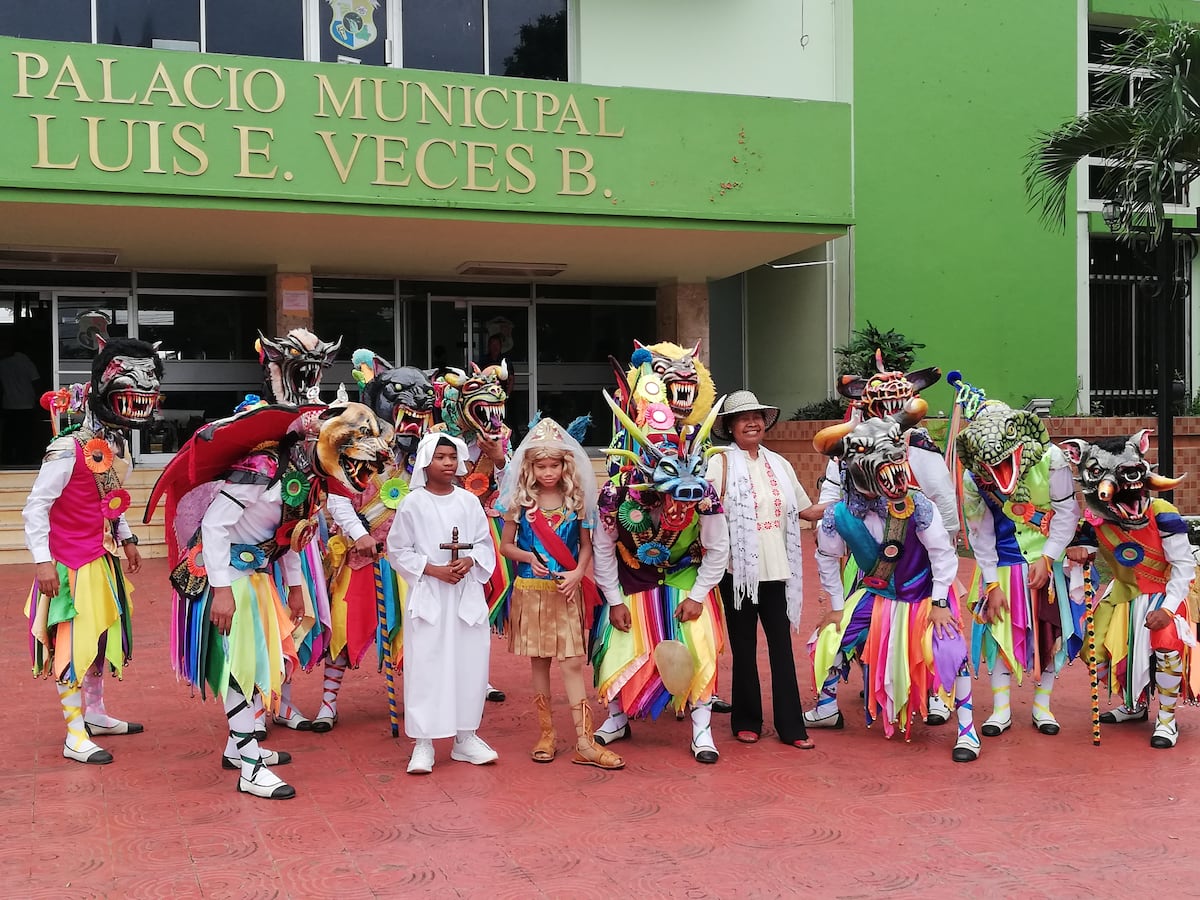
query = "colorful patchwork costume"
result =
(810, 399, 979, 762)
(23, 337, 162, 765)
(324, 351, 435, 735)
(148, 402, 390, 798)
(589, 341, 731, 764)
(813, 353, 959, 728)
(957, 399, 1082, 738)
(1062, 430, 1197, 748)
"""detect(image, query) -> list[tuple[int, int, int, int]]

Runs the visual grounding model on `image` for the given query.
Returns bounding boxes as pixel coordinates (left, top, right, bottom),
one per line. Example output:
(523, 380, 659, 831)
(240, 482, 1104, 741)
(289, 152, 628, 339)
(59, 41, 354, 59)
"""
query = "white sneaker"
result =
(451, 733, 499, 765)
(407, 741, 435, 774)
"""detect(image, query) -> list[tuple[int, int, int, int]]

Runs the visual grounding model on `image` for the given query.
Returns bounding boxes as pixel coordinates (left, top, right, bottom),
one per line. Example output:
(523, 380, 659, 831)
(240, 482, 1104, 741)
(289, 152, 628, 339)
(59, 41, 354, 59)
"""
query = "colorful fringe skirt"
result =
(485, 515, 513, 633)
(590, 585, 725, 718)
(271, 540, 332, 674)
(967, 560, 1082, 681)
(509, 576, 587, 660)
(326, 557, 404, 670)
(809, 591, 966, 738)
(171, 571, 297, 704)
(1092, 589, 1198, 707)
(25, 554, 132, 685)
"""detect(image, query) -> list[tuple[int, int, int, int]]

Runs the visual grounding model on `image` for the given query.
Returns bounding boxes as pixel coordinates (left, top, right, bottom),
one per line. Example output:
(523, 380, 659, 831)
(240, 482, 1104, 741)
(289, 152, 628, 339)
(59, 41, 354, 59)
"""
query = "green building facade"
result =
(0, 1, 1192, 465)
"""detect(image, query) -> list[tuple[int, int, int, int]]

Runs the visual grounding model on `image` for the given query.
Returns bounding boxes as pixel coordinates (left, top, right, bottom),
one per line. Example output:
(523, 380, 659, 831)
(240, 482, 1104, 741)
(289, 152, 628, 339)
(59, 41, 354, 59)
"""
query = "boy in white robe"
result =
(387, 433, 499, 774)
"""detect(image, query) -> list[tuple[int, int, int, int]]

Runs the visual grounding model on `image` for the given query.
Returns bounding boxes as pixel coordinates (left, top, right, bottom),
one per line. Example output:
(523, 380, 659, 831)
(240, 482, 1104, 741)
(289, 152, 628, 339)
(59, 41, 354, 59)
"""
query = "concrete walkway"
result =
(3, 551, 1198, 898)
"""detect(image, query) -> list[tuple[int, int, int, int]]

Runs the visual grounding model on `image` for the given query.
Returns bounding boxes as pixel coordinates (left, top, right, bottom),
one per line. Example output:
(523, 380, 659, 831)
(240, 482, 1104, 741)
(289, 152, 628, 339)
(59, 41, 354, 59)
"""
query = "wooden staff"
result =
(1083, 565, 1100, 746)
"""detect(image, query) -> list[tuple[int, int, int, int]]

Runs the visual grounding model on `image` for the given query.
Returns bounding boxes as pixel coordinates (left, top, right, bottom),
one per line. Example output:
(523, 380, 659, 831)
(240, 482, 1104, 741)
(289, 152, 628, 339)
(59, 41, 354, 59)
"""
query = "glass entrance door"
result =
(468, 302, 531, 440)
(0, 291, 54, 468)
(53, 294, 133, 444)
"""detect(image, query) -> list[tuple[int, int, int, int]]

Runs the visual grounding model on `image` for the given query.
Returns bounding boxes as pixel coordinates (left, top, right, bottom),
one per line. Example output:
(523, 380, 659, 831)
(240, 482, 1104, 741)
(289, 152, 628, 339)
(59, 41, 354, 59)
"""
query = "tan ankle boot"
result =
(531, 693, 556, 762)
(570, 700, 625, 770)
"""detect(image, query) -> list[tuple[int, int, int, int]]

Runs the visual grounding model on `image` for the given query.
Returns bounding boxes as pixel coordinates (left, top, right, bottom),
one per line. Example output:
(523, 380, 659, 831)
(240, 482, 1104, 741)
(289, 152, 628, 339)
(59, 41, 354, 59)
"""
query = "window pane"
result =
(313, 296, 397, 368)
(320, 0, 388, 65)
(97, 0, 200, 49)
(136, 294, 267, 361)
(402, 0, 484, 74)
(206, 0, 304, 60)
(1088, 27, 1127, 65)
(489, 0, 566, 80)
(0, 1, 91, 41)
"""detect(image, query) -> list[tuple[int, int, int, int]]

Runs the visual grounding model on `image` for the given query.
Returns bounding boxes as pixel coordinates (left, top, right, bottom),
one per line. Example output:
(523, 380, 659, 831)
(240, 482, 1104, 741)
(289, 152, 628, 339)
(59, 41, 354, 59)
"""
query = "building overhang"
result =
(0, 36, 852, 281)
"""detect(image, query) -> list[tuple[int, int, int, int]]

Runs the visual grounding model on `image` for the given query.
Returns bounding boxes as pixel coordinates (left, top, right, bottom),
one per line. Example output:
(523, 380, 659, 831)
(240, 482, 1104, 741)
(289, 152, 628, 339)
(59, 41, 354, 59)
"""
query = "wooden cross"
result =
(439, 526, 474, 561)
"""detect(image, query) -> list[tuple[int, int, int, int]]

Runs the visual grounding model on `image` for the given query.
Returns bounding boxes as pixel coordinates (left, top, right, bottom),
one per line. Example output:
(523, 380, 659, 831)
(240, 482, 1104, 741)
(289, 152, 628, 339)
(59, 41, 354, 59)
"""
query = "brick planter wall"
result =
(765, 416, 1200, 513)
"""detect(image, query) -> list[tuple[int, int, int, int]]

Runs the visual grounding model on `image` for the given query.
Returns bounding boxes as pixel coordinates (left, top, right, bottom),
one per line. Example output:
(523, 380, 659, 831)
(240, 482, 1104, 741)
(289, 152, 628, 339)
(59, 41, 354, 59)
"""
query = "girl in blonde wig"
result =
(498, 418, 624, 769)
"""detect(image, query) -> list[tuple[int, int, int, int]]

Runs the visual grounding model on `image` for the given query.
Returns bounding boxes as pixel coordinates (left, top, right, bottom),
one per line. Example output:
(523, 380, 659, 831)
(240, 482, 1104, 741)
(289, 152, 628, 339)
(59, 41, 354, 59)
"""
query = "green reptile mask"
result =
(955, 401, 1049, 502)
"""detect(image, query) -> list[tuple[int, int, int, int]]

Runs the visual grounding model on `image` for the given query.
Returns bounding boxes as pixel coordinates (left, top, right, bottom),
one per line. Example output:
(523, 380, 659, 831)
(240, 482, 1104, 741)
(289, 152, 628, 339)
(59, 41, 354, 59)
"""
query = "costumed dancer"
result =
(432, 361, 512, 703)
(323, 351, 435, 733)
(387, 434, 499, 774)
(1061, 431, 1196, 748)
(148, 402, 390, 798)
(23, 338, 162, 764)
(814, 352, 959, 727)
(956, 398, 1081, 737)
(809, 399, 979, 762)
(590, 341, 730, 764)
(252, 328, 342, 732)
(497, 416, 624, 769)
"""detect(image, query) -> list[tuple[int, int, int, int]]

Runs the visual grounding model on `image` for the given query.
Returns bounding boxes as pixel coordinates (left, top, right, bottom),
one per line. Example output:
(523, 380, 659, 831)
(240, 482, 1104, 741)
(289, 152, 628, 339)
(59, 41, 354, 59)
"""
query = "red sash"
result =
(528, 509, 603, 627)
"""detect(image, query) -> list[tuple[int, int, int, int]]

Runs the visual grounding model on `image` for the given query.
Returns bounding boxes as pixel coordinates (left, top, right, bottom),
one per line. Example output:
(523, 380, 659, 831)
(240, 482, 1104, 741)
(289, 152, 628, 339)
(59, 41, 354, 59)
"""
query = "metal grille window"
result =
(1088, 237, 1191, 415)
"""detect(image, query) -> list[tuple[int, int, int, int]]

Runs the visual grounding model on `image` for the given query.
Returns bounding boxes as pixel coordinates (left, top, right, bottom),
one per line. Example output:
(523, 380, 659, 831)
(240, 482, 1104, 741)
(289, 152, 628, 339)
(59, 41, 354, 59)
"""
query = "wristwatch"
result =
(931, 598, 949, 609)
(121, 534, 140, 546)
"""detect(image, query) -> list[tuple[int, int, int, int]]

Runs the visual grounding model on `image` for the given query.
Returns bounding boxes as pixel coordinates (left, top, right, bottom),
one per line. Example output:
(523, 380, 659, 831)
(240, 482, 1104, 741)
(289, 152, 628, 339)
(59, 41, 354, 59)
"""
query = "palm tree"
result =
(1025, 17, 1200, 243)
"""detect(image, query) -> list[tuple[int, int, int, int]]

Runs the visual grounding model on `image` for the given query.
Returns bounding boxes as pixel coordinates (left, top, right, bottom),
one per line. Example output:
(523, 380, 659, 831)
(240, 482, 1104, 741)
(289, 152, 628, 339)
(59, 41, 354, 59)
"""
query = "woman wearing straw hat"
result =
(706, 390, 823, 749)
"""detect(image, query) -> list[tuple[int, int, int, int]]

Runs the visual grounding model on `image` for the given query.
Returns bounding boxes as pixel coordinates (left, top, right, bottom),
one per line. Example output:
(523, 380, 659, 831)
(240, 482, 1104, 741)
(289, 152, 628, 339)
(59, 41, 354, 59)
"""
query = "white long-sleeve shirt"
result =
(23, 455, 133, 563)
(592, 511, 730, 606)
(200, 480, 302, 589)
(821, 445, 959, 534)
(326, 492, 368, 541)
(816, 507, 957, 610)
(962, 447, 1078, 584)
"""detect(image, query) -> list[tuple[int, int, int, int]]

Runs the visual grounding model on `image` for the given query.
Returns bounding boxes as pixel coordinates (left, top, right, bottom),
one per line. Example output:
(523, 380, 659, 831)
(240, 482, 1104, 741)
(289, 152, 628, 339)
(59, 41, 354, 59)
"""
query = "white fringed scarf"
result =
(723, 446, 805, 630)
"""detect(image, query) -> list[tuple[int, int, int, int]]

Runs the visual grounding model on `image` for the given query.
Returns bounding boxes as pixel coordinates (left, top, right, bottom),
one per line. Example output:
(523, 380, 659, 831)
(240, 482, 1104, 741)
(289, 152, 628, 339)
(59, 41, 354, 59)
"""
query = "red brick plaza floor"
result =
(5, 552, 1200, 898)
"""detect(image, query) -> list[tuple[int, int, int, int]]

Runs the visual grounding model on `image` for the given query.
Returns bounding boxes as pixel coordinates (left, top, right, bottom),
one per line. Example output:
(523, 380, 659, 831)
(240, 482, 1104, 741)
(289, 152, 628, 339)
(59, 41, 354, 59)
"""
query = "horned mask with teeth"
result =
(90, 336, 163, 430)
(257, 328, 342, 406)
(1060, 430, 1184, 528)
(813, 399, 927, 500)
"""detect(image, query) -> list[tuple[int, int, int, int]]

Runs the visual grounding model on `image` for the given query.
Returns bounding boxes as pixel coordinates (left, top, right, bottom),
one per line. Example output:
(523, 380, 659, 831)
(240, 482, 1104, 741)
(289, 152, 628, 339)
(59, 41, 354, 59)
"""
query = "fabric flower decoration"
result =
(633, 374, 666, 406)
(84, 438, 114, 474)
(274, 520, 296, 548)
(281, 471, 311, 507)
(636, 541, 671, 565)
(325, 534, 349, 571)
(380, 477, 409, 509)
(463, 472, 491, 497)
(186, 543, 206, 576)
(617, 499, 651, 533)
(230, 544, 267, 571)
(101, 488, 130, 519)
(290, 517, 318, 552)
(641, 403, 675, 432)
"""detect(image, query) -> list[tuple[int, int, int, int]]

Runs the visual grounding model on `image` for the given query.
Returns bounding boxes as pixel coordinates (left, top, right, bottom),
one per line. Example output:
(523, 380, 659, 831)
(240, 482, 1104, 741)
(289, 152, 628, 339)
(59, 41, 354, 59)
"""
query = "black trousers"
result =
(720, 573, 808, 743)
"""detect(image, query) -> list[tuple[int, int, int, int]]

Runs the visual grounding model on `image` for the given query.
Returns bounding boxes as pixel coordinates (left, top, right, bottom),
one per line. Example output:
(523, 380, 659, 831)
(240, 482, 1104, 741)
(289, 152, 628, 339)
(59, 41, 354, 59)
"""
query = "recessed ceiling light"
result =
(0, 245, 119, 266)
(456, 260, 566, 278)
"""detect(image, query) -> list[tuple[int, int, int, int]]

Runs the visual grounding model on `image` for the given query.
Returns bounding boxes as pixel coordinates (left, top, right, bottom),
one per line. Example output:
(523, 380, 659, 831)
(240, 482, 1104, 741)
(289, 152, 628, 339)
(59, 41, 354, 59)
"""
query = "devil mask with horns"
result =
(837, 350, 941, 421)
(813, 399, 928, 501)
(257, 328, 342, 406)
(90, 336, 163, 430)
(1060, 430, 1184, 529)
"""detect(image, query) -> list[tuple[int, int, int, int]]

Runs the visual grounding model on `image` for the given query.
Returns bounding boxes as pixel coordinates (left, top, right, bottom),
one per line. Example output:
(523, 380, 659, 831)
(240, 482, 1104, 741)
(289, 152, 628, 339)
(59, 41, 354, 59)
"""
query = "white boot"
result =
(925, 695, 950, 726)
(1100, 703, 1148, 724)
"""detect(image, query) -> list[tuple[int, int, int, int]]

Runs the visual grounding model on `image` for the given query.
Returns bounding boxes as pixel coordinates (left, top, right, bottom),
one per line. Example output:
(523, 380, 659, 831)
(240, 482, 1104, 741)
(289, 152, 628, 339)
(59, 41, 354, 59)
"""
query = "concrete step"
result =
(0, 523, 166, 551)
(0, 542, 168, 567)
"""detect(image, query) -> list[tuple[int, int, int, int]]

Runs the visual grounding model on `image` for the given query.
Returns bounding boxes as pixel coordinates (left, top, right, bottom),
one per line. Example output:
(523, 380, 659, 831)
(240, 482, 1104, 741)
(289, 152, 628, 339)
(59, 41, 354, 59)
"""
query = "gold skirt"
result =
(508, 577, 587, 660)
